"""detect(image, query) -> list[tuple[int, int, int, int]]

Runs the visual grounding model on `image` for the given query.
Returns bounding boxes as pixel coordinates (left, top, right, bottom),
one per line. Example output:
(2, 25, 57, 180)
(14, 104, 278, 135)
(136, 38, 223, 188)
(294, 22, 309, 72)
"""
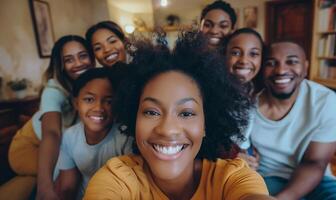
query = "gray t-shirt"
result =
(251, 79, 336, 179)
(55, 122, 133, 199)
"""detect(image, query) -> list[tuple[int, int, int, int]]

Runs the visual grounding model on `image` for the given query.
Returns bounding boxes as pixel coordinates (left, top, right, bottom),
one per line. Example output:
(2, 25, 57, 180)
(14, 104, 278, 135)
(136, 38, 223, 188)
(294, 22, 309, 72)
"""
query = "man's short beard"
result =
(270, 88, 296, 100)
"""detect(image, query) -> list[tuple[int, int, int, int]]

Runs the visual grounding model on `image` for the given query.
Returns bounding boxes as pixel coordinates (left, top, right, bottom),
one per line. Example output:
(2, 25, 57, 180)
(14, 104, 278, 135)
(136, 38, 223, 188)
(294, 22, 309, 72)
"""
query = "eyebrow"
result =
(63, 50, 87, 58)
(142, 97, 200, 106)
(287, 55, 299, 59)
(204, 19, 230, 24)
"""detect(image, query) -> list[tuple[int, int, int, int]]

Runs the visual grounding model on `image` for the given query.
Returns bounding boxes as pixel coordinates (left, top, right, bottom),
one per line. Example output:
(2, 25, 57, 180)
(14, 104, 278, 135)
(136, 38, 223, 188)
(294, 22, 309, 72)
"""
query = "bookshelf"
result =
(310, 0, 336, 89)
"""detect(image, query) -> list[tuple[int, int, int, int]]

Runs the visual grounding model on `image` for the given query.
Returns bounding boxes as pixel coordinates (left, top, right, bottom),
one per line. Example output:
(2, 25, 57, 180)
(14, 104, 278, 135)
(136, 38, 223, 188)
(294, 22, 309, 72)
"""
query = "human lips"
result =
(149, 142, 189, 160)
(104, 52, 119, 63)
(88, 114, 106, 123)
(208, 37, 221, 45)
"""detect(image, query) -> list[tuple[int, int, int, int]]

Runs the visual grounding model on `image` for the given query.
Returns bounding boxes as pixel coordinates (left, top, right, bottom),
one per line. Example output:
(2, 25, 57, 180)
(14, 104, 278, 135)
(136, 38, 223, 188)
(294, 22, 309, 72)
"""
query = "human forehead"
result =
(269, 42, 306, 60)
(141, 71, 202, 102)
(62, 41, 86, 54)
(92, 28, 120, 41)
(228, 33, 262, 48)
(79, 78, 113, 94)
(204, 9, 231, 22)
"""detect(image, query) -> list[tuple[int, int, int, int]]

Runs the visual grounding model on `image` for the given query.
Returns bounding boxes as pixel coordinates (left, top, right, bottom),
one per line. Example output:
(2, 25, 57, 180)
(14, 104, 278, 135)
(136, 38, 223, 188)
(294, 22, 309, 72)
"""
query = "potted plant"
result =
(7, 78, 29, 99)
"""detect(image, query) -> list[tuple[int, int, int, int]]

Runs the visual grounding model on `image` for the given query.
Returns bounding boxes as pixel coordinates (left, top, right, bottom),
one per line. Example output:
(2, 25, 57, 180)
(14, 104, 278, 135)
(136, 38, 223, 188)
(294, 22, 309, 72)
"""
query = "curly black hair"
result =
(201, 0, 237, 29)
(114, 31, 253, 160)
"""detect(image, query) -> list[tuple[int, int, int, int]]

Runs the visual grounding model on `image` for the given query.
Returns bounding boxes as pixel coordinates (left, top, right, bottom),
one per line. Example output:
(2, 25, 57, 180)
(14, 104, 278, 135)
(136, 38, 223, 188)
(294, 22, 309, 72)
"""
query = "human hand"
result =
(237, 148, 260, 170)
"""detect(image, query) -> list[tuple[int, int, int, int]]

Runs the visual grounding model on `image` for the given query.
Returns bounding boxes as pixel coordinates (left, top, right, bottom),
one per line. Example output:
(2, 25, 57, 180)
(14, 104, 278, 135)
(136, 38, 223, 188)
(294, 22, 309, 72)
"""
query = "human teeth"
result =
(106, 53, 118, 61)
(75, 69, 87, 75)
(209, 38, 220, 44)
(90, 116, 104, 122)
(235, 68, 251, 75)
(274, 79, 290, 84)
(153, 144, 183, 155)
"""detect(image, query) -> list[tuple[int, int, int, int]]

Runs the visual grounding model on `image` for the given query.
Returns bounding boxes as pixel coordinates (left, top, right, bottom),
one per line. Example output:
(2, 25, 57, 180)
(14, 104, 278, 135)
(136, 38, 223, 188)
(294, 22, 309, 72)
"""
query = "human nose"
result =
(237, 54, 248, 64)
(209, 25, 220, 35)
(93, 100, 104, 112)
(274, 62, 289, 75)
(154, 115, 180, 137)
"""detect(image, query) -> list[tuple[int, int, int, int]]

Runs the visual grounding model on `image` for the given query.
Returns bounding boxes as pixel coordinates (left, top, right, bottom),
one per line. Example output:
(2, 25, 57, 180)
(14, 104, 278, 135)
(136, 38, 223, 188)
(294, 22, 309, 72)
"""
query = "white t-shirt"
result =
(32, 79, 75, 140)
(55, 122, 133, 199)
(251, 79, 336, 179)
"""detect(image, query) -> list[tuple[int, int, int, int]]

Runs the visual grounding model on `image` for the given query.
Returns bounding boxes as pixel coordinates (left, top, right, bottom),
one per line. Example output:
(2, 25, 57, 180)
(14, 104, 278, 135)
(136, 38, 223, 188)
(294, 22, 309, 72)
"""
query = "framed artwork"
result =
(29, 0, 55, 58)
(243, 6, 258, 28)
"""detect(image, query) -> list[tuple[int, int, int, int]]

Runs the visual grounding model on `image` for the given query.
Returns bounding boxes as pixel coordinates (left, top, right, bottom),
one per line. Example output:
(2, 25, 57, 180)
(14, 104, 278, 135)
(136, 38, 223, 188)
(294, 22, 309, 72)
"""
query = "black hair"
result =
(222, 27, 266, 94)
(201, 0, 237, 28)
(85, 21, 126, 44)
(72, 64, 128, 98)
(114, 31, 253, 160)
(43, 35, 95, 93)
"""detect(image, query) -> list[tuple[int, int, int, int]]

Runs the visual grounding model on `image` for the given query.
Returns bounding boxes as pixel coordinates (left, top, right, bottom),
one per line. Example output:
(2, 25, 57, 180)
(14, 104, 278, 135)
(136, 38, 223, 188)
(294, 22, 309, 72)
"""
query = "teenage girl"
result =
(200, 0, 237, 49)
(85, 21, 127, 68)
(8, 35, 95, 199)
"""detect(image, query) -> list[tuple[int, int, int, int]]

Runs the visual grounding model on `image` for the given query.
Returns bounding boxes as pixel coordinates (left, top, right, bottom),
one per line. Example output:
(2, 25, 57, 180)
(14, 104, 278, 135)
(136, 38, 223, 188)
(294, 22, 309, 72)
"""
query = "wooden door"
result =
(266, 0, 314, 60)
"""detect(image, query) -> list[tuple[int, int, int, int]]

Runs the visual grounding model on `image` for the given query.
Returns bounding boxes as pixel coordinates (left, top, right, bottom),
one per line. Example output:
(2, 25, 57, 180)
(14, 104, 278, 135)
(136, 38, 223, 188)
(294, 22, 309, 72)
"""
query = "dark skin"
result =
(243, 42, 336, 200)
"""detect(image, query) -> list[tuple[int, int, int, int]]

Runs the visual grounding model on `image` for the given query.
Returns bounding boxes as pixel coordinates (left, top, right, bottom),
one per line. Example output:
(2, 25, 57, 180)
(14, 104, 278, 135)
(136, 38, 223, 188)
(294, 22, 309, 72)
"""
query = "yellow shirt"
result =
(84, 155, 268, 200)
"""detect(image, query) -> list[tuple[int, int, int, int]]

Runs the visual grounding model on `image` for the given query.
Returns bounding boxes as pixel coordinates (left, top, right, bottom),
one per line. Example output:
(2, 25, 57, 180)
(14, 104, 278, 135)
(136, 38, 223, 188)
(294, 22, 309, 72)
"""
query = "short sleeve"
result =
(312, 92, 336, 142)
(40, 86, 67, 116)
(223, 159, 268, 199)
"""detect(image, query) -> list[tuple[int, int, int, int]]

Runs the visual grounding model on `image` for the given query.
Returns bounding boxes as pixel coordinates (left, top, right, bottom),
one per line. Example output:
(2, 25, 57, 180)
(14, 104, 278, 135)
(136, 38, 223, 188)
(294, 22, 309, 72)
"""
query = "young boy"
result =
(54, 67, 132, 199)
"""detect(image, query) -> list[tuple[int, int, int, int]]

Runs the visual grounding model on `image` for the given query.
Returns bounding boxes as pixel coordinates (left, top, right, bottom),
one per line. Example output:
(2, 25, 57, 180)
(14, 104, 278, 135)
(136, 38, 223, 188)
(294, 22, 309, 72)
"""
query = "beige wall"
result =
(0, 0, 109, 97)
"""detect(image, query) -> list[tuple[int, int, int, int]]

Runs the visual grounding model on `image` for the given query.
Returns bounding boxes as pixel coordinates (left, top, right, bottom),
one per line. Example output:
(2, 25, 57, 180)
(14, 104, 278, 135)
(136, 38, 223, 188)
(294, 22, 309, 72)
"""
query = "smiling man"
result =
(247, 41, 336, 200)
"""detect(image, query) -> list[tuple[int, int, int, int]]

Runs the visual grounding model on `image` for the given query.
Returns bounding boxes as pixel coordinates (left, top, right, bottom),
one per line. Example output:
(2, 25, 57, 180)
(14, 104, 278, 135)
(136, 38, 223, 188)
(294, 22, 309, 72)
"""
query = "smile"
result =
(104, 53, 118, 62)
(208, 37, 220, 44)
(152, 144, 186, 155)
(88, 115, 105, 123)
(234, 68, 252, 76)
(274, 78, 291, 84)
(149, 143, 189, 160)
(74, 69, 87, 75)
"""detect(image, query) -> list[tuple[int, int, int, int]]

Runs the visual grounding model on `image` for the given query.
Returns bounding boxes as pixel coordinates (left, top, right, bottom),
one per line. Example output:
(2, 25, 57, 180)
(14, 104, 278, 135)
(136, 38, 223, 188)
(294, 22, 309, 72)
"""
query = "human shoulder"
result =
(304, 79, 336, 104)
(83, 155, 145, 200)
(61, 123, 84, 145)
(203, 158, 268, 199)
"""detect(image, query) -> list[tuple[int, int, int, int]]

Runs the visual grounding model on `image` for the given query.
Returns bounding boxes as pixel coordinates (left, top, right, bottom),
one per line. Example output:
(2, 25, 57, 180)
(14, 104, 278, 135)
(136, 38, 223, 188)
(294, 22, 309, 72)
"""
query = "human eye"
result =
(79, 52, 89, 60)
(220, 23, 230, 29)
(104, 98, 113, 105)
(82, 96, 94, 103)
(286, 59, 299, 65)
(107, 37, 117, 44)
(265, 59, 277, 67)
(178, 109, 196, 118)
(93, 45, 101, 52)
(64, 57, 74, 64)
(249, 50, 260, 58)
(230, 49, 241, 56)
(143, 109, 160, 117)
(203, 21, 213, 28)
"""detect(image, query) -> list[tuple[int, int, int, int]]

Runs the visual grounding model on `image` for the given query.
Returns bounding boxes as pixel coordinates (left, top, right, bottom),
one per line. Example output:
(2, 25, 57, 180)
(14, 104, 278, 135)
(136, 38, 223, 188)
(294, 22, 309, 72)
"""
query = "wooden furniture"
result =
(310, 0, 336, 89)
(0, 96, 39, 184)
(265, 0, 314, 62)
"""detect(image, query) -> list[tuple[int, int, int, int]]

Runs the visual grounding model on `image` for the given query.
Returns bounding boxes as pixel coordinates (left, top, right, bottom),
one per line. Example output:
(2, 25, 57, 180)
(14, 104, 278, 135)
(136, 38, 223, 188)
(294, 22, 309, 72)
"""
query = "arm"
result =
(276, 141, 336, 200)
(55, 168, 81, 200)
(37, 112, 62, 200)
(237, 147, 260, 170)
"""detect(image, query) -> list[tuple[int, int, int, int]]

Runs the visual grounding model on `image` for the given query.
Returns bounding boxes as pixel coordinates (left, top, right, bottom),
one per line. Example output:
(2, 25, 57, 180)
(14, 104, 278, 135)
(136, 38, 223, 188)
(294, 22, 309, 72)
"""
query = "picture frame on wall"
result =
(243, 6, 258, 29)
(29, 0, 55, 58)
